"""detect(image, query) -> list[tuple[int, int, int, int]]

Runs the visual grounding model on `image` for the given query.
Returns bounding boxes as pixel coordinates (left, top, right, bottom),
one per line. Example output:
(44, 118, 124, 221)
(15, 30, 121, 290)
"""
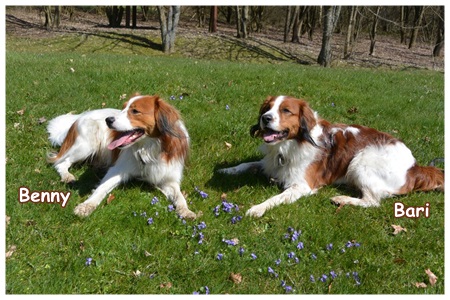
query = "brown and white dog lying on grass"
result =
(219, 95, 444, 217)
(47, 94, 196, 219)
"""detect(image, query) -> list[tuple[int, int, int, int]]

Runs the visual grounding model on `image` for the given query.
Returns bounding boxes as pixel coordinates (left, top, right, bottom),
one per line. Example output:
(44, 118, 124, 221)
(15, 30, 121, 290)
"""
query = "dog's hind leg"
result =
(159, 182, 197, 220)
(331, 188, 382, 208)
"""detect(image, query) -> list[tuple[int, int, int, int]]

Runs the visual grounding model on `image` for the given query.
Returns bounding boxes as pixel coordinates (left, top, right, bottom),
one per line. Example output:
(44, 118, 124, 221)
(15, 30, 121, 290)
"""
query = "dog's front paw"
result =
(74, 203, 97, 217)
(61, 173, 76, 184)
(246, 204, 266, 218)
(177, 207, 198, 220)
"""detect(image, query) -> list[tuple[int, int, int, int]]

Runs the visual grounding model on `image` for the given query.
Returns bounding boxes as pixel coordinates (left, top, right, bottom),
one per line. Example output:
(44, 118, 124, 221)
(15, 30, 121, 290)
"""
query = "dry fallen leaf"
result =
(38, 117, 47, 124)
(231, 238, 239, 245)
(6, 245, 17, 259)
(425, 269, 437, 286)
(221, 193, 227, 201)
(79, 241, 85, 251)
(14, 123, 21, 129)
(133, 270, 142, 277)
(101, 102, 106, 108)
(144, 250, 152, 257)
(229, 272, 242, 284)
(106, 194, 115, 204)
(415, 282, 427, 288)
(6, 215, 11, 227)
(391, 224, 407, 235)
(224, 141, 232, 150)
(160, 282, 172, 289)
(16, 108, 25, 115)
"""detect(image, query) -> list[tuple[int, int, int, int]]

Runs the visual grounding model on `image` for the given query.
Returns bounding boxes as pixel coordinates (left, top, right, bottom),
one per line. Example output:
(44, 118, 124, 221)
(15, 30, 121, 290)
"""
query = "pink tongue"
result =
(108, 132, 134, 150)
(263, 132, 279, 143)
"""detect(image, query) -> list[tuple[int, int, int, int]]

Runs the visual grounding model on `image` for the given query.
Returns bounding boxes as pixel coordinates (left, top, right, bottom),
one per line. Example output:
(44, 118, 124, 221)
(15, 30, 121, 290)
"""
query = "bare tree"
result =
(209, 6, 218, 33)
(236, 6, 249, 38)
(433, 6, 444, 57)
(409, 6, 424, 49)
(43, 6, 61, 29)
(369, 6, 381, 55)
(317, 6, 341, 67)
(106, 6, 124, 27)
(157, 6, 181, 53)
(344, 6, 357, 59)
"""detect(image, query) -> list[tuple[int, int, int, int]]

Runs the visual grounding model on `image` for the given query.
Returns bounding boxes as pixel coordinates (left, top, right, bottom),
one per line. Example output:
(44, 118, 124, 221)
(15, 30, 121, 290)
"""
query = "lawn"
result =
(5, 34, 444, 294)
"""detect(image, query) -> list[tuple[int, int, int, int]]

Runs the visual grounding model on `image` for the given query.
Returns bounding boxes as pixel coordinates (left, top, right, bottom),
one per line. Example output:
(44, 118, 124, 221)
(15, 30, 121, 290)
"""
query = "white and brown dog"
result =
(219, 95, 444, 217)
(47, 94, 196, 219)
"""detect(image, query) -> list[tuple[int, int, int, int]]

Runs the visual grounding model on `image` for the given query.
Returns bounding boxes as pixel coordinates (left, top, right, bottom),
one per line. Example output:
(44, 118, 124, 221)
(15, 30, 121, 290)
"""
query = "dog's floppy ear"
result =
(250, 96, 274, 138)
(298, 101, 318, 147)
(155, 96, 183, 138)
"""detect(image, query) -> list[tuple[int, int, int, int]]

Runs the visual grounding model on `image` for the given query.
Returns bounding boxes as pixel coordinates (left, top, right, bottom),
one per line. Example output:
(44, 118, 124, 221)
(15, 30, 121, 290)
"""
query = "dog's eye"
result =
(131, 109, 140, 115)
(282, 108, 292, 114)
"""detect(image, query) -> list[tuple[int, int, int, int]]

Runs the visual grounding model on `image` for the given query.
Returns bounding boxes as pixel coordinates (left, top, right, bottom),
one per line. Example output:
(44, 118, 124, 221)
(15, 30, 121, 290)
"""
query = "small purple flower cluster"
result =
(194, 186, 208, 199)
(150, 196, 159, 205)
(222, 239, 238, 246)
(193, 286, 210, 295)
(284, 227, 301, 242)
(213, 198, 242, 224)
(169, 95, 185, 101)
(85, 257, 93, 266)
(192, 221, 207, 244)
(280, 280, 293, 293)
(268, 267, 278, 278)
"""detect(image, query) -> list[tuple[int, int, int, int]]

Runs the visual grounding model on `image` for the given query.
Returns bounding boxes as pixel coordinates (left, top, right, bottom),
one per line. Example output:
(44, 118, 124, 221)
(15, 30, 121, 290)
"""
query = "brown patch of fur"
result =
(47, 120, 79, 163)
(398, 165, 444, 194)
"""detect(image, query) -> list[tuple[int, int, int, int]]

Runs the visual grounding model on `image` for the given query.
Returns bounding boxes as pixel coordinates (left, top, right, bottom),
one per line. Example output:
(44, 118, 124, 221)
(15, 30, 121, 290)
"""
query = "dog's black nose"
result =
(105, 117, 115, 128)
(261, 114, 273, 125)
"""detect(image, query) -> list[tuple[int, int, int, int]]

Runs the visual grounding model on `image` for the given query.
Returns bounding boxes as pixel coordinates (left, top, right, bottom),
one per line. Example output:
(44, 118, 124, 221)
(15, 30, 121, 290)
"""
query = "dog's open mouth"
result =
(108, 129, 145, 150)
(262, 129, 289, 143)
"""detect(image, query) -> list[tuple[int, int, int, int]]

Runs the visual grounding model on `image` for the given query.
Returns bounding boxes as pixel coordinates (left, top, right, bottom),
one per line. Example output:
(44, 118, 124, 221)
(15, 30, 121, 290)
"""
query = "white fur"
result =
(47, 104, 195, 219)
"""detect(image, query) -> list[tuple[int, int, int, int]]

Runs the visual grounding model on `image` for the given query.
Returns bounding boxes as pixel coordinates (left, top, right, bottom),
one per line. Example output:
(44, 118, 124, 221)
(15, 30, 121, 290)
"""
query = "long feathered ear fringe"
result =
(156, 98, 184, 139)
(155, 98, 189, 162)
(300, 117, 319, 147)
(298, 101, 319, 147)
(250, 124, 260, 138)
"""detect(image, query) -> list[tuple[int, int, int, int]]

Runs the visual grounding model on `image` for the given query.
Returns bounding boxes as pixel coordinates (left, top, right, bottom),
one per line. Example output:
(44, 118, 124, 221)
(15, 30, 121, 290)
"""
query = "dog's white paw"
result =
(61, 173, 76, 183)
(246, 204, 266, 218)
(74, 203, 97, 217)
(176, 207, 198, 220)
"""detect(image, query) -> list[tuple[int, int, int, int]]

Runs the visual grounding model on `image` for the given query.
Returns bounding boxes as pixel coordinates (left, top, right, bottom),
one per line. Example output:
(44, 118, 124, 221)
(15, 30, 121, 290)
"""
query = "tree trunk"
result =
(409, 6, 424, 49)
(308, 6, 319, 41)
(317, 6, 341, 67)
(236, 6, 249, 38)
(284, 6, 294, 43)
(433, 6, 444, 57)
(209, 6, 218, 33)
(290, 6, 301, 43)
(43, 6, 60, 29)
(369, 6, 381, 56)
(344, 6, 357, 59)
(106, 6, 124, 27)
(157, 6, 181, 53)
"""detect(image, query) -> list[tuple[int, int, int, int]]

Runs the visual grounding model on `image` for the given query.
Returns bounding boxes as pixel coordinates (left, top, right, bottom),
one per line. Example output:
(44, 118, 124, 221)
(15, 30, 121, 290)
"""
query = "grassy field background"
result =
(5, 27, 445, 294)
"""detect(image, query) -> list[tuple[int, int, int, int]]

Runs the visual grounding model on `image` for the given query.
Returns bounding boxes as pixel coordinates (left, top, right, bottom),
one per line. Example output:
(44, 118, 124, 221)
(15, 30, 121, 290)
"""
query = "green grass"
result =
(5, 35, 444, 294)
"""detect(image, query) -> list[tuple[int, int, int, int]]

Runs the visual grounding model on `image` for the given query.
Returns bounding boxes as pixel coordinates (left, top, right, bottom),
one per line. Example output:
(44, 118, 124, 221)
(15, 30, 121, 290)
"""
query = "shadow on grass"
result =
(6, 14, 162, 53)
(206, 157, 275, 193)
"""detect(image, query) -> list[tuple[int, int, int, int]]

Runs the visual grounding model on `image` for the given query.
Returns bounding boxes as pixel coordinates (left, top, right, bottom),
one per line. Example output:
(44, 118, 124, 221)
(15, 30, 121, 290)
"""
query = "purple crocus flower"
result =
(287, 252, 295, 259)
(238, 247, 245, 256)
(197, 221, 207, 230)
(217, 253, 223, 260)
(326, 243, 333, 251)
(330, 270, 338, 279)
(311, 253, 317, 260)
(310, 275, 315, 283)
(320, 274, 328, 282)
(284, 286, 293, 293)
(268, 267, 278, 278)
(250, 253, 257, 260)
(167, 204, 175, 212)
(147, 217, 154, 225)
(150, 196, 159, 205)
(85, 257, 93, 266)
(223, 239, 237, 246)
(297, 242, 304, 250)
(275, 258, 281, 266)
